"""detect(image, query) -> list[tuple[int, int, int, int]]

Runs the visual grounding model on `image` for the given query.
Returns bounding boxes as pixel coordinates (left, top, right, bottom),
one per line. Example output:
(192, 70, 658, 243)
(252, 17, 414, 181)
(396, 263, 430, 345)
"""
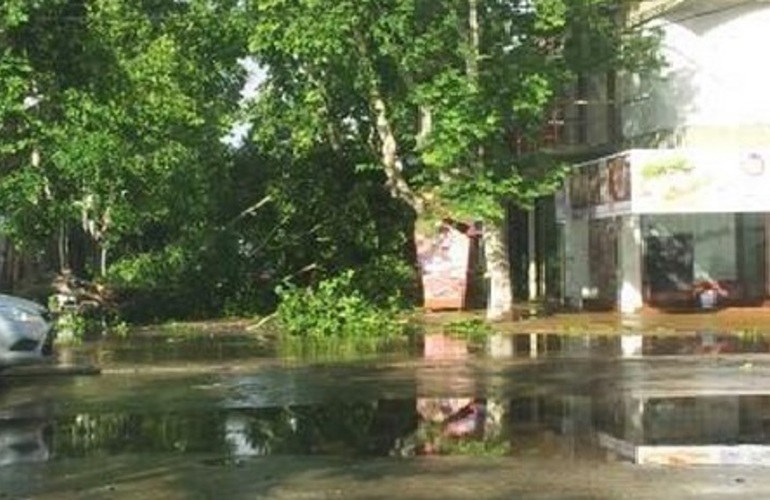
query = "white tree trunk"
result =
(467, 0, 514, 320)
(354, 30, 423, 214)
(467, 0, 480, 79)
(58, 221, 68, 273)
(371, 95, 423, 213)
(528, 209, 537, 301)
(484, 219, 513, 320)
(99, 244, 108, 278)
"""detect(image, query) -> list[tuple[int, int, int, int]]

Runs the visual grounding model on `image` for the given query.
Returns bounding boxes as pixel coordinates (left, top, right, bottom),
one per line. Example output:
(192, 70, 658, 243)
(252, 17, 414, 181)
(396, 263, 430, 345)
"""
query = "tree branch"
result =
(353, 30, 424, 214)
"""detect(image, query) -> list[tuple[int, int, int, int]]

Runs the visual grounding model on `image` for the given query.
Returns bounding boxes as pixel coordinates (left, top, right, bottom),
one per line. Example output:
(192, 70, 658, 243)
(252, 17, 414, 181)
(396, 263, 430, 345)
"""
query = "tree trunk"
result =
(484, 218, 513, 320)
(467, 0, 480, 80)
(58, 221, 69, 273)
(370, 94, 423, 214)
(354, 30, 423, 214)
(528, 209, 537, 301)
(98, 243, 107, 278)
(465, 0, 513, 320)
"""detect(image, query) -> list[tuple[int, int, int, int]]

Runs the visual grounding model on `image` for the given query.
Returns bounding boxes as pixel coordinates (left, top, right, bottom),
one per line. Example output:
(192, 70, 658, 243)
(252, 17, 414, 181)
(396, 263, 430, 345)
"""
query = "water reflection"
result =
(4, 391, 770, 466)
(596, 394, 770, 465)
(0, 402, 51, 467)
(486, 331, 770, 359)
(4, 331, 770, 469)
(0, 398, 523, 464)
(76, 330, 770, 367)
(96, 335, 276, 364)
(392, 398, 504, 456)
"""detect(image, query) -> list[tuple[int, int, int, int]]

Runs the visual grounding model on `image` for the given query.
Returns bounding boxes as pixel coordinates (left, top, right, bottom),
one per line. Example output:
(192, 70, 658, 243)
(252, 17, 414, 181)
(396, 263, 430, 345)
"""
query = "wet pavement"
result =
(5, 330, 770, 498)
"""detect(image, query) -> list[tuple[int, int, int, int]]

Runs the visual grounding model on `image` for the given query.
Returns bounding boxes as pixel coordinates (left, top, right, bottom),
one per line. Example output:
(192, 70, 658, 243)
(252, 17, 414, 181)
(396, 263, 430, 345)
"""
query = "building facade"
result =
(557, 0, 770, 312)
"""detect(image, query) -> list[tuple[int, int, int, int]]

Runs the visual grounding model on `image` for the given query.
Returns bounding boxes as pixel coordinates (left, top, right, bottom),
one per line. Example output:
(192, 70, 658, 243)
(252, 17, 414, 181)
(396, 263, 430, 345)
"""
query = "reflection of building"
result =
(596, 394, 770, 465)
(555, 1, 770, 312)
(399, 391, 770, 465)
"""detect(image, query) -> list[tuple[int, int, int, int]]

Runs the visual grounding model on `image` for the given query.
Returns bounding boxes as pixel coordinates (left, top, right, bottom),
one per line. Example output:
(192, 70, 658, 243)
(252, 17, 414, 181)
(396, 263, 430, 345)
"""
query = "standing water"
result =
(2, 330, 770, 498)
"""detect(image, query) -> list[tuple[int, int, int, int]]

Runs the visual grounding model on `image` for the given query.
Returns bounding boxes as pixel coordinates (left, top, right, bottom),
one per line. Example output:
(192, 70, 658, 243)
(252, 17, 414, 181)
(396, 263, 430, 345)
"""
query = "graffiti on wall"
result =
(416, 221, 472, 310)
(631, 149, 770, 213)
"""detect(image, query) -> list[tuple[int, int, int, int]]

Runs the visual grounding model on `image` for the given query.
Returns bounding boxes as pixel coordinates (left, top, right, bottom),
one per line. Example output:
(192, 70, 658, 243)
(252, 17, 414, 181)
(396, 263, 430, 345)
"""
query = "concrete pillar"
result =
(618, 215, 644, 313)
(620, 334, 644, 358)
(527, 210, 537, 302)
(564, 216, 590, 308)
(489, 333, 514, 358)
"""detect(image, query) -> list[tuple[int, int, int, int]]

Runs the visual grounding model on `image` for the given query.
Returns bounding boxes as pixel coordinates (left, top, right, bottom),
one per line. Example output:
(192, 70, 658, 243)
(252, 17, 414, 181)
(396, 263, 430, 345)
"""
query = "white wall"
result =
(623, 4, 770, 141)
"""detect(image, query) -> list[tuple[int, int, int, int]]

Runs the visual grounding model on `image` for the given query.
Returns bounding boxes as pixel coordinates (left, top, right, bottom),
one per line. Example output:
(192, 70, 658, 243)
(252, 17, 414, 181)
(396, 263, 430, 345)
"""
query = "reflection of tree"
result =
(53, 412, 227, 456)
(42, 398, 515, 459)
(255, 400, 416, 456)
(51, 401, 418, 458)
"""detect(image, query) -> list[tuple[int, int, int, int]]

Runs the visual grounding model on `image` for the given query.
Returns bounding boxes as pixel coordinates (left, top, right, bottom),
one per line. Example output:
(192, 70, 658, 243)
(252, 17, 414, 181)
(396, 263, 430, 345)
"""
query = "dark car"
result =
(0, 294, 55, 370)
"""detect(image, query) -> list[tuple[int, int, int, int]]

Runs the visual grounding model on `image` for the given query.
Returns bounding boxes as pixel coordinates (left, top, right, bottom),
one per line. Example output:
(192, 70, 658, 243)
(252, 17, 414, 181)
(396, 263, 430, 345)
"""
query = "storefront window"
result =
(641, 213, 768, 308)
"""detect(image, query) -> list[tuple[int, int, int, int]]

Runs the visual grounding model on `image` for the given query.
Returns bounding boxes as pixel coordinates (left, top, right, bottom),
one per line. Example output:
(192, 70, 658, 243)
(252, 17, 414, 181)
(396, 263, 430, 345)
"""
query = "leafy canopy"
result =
(247, 0, 660, 220)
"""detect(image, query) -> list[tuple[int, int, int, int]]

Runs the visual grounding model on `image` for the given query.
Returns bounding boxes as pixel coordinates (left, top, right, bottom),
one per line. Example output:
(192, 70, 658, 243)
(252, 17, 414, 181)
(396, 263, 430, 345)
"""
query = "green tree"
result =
(247, 0, 659, 319)
(0, 0, 57, 257)
(1, 0, 248, 295)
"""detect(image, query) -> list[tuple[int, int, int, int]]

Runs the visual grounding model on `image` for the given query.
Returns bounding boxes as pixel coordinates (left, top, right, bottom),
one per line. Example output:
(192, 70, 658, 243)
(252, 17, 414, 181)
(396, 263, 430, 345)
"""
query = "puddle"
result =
(0, 396, 581, 465)
(70, 330, 770, 368)
(83, 334, 423, 367)
(498, 331, 770, 358)
(5, 390, 770, 467)
(93, 335, 277, 364)
(595, 394, 770, 465)
(4, 331, 770, 474)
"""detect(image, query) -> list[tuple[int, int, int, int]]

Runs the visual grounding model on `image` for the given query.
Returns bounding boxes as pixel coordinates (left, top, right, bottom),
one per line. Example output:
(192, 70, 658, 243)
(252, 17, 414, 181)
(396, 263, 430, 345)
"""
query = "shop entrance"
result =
(644, 232, 694, 307)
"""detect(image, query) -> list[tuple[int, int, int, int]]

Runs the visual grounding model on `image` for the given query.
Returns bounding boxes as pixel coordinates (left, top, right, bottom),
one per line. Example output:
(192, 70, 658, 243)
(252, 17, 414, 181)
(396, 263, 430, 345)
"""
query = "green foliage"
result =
(106, 241, 227, 322)
(443, 317, 494, 344)
(247, 0, 661, 220)
(277, 335, 412, 361)
(52, 310, 87, 345)
(351, 254, 419, 309)
(0, 0, 248, 282)
(108, 321, 131, 339)
(0, 0, 662, 325)
(276, 270, 406, 340)
(108, 246, 188, 289)
(440, 438, 511, 457)
(50, 306, 120, 345)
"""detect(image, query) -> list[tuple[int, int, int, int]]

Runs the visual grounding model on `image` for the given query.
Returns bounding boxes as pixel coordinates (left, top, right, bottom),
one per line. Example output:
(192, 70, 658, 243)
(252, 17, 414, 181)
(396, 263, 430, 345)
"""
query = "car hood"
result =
(0, 294, 47, 314)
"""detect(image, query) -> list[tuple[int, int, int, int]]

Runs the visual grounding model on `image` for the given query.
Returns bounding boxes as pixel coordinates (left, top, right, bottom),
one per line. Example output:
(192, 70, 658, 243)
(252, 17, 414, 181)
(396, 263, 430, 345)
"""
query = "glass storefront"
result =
(588, 217, 619, 307)
(560, 150, 770, 312)
(640, 213, 768, 308)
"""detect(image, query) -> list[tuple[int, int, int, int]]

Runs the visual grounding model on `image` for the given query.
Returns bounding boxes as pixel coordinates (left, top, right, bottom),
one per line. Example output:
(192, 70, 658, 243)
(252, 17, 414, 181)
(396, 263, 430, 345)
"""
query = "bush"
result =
(351, 254, 419, 309)
(275, 269, 406, 340)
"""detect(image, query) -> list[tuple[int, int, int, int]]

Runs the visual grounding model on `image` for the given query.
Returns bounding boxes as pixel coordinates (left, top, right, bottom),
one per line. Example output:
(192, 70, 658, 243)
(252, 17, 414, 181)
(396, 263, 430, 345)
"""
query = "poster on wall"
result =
(586, 162, 601, 206)
(607, 155, 631, 202)
(631, 149, 770, 213)
(569, 153, 633, 218)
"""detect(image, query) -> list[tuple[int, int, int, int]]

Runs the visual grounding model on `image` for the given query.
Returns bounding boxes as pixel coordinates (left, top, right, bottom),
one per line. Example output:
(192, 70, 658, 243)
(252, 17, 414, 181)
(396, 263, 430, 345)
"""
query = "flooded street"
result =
(5, 331, 770, 498)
